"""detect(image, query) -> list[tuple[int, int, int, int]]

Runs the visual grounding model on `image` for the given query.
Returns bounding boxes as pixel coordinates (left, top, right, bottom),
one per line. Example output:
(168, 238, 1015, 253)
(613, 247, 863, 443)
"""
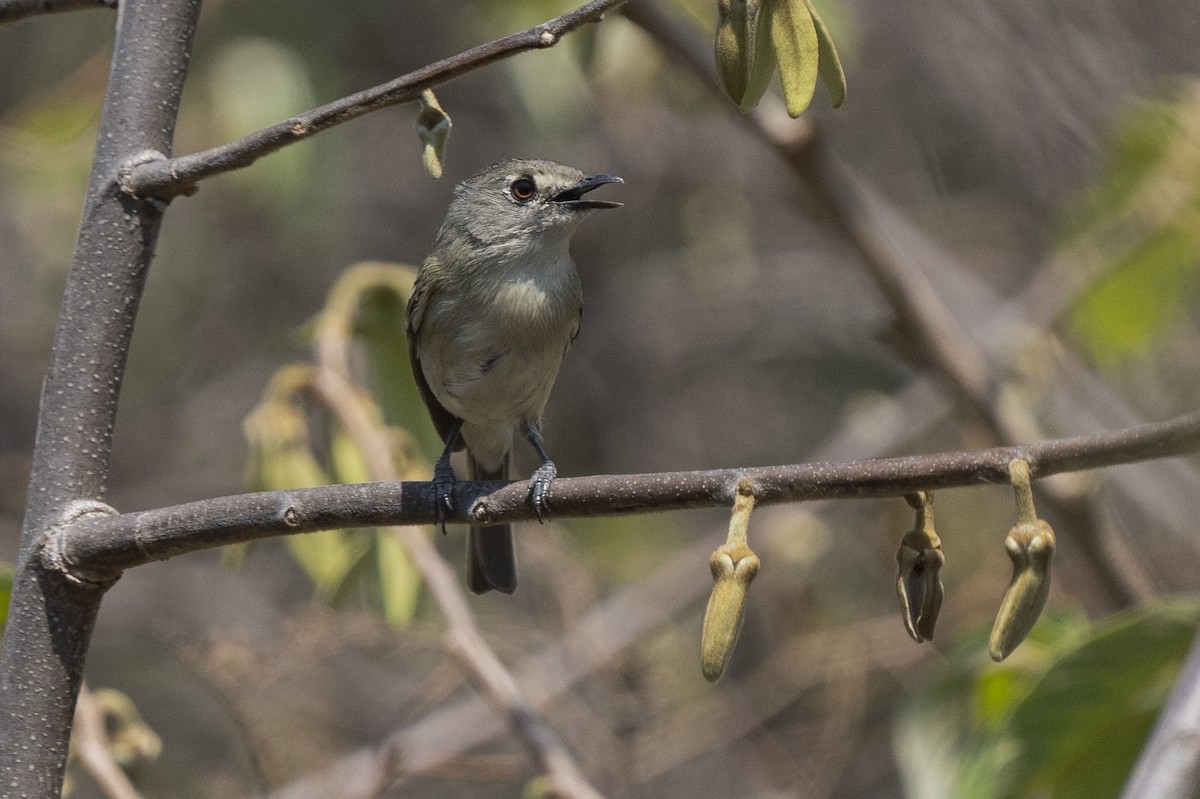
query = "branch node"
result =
(538, 28, 557, 46)
(470, 498, 493, 524)
(41, 500, 122, 588)
(289, 118, 310, 136)
(116, 149, 167, 197)
(283, 506, 300, 527)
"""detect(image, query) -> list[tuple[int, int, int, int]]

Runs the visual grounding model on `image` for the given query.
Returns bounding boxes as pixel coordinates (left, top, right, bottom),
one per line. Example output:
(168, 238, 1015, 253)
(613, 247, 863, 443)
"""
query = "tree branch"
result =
(0, 0, 113, 24)
(0, 1, 202, 795)
(120, 0, 634, 200)
(51, 410, 1200, 581)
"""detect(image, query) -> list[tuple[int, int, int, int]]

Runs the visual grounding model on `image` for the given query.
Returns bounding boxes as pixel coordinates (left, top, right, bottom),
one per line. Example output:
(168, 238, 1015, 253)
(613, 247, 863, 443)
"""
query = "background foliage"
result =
(2, 0, 1200, 796)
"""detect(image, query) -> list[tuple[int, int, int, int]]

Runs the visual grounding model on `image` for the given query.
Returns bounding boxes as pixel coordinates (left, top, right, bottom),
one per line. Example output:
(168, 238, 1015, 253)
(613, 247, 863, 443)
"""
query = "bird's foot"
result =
(432, 456, 457, 533)
(527, 460, 557, 523)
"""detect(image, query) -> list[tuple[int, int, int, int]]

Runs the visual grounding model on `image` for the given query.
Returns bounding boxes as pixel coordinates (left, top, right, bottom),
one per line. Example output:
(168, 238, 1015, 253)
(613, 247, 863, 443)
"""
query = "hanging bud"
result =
(701, 481, 760, 682)
(988, 459, 1056, 661)
(895, 492, 945, 643)
(415, 89, 451, 180)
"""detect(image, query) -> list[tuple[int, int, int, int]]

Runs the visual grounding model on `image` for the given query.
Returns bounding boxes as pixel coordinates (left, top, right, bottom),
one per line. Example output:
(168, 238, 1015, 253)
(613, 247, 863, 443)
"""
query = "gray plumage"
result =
(407, 158, 622, 594)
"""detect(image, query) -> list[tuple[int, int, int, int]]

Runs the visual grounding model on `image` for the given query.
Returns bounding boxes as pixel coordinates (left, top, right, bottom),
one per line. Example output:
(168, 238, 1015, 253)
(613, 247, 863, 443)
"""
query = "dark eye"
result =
(510, 177, 536, 202)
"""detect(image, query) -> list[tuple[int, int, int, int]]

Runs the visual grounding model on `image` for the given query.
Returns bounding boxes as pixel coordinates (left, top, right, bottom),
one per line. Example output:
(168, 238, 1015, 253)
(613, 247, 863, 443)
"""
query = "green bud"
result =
(701, 543, 761, 682)
(988, 519, 1055, 661)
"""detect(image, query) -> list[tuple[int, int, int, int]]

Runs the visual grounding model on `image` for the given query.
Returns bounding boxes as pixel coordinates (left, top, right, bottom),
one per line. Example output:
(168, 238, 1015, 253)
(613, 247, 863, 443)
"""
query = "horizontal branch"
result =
(0, 0, 113, 24)
(51, 410, 1200, 581)
(120, 0, 632, 199)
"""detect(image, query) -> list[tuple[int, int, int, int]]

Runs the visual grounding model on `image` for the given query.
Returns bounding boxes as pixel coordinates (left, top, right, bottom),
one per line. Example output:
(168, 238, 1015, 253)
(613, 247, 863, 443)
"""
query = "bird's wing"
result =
(406, 263, 463, 448)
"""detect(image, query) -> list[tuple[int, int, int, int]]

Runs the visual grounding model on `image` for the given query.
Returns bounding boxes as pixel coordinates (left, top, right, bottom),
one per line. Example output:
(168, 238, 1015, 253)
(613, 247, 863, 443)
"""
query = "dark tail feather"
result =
(466, 454, 516, 595)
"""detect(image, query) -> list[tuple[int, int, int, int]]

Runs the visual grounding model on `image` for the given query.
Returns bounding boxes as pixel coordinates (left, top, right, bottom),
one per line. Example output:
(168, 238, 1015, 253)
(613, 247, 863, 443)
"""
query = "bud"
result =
(988, 459, 1055, 661)
(701, 543, 761, 682)
(988, 519, 1055, 661)
(895, 492, 945, 643)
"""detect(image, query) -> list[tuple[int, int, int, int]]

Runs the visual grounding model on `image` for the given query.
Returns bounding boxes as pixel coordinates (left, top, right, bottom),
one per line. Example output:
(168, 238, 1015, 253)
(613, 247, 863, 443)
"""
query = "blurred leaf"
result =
(999, 600, 1200, 799)
(243, 367, 366, 598)
(0, 561, 13, 630)
(324, 263, 443, 461)
(1062, 82, 1200, 365)
(894, 602, 1200, 799)
(1069, 225, 1198, 364)
(329, 424, 372, 484)
(374, 529, 421, 628)
(203, 38, 317, 202)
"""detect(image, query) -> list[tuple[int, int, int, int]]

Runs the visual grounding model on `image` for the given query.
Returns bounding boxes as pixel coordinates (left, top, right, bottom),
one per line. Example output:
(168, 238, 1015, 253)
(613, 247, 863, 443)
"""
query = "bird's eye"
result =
(510, 177, 537, 202)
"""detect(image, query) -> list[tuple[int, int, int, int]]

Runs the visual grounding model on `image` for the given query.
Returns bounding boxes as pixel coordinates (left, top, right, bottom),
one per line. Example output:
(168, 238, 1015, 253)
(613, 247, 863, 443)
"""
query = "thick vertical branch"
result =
(0, 1, 201, 796)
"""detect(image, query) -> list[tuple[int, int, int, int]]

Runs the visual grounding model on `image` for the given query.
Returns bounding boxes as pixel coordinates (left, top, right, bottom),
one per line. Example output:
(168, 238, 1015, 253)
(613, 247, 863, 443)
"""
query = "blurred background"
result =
(2, 0, 1200, 796)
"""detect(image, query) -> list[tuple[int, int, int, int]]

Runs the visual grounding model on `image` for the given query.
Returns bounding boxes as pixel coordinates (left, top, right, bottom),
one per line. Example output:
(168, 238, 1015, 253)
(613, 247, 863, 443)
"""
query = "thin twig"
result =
(121, 0, 633, 199)
(309, 332, 604, 798)
(0, 0, 113, 24)
(51, 408, 1200, 580)
(72, 684, 145, 799)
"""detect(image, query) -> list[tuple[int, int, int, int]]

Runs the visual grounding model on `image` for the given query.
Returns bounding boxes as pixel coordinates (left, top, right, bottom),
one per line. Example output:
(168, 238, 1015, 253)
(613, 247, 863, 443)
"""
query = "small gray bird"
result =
(407, 158, 622, 594)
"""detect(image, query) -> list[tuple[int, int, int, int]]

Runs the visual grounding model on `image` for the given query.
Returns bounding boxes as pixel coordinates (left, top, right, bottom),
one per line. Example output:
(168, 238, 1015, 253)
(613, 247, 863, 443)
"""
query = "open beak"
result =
(552, 174, 624, 210)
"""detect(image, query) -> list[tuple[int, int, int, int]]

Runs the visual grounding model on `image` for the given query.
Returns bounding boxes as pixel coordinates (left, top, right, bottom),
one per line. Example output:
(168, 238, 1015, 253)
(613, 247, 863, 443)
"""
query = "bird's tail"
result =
(466, 453, 516, 595)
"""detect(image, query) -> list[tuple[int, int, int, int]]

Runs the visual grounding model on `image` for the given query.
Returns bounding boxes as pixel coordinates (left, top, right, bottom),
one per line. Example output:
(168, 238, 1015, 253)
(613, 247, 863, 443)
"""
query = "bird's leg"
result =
(433, 419, 463, 534)
(522, 423, 557, 523)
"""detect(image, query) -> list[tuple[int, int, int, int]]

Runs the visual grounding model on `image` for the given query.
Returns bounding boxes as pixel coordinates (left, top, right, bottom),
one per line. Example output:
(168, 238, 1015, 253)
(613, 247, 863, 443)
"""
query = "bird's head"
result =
(439, 159, 623, 252)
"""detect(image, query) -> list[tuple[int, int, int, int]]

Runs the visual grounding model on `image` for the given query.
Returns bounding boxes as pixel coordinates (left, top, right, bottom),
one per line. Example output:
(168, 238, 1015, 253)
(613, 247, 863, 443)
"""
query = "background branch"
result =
(622, 0, 1146, 608)
(121, 0, 634, 200)
(71, 684, 147, 799)
(307, 322, 604, 798)
(0, 0, 113, 24)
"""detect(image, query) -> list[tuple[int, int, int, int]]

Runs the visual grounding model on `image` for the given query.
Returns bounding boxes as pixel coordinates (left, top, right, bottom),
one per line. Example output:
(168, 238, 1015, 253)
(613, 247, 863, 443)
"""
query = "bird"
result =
(406, 158, 623, 594)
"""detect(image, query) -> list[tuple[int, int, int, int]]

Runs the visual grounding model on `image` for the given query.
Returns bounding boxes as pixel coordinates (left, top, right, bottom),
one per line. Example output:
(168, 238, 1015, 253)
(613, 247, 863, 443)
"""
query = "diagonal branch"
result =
(621, 0, 1149, 607)
(308, 322, 604, 798)
(50, 409, 1200, 581)
(120, 0, 634, 200)
(0, 0, 114, 25)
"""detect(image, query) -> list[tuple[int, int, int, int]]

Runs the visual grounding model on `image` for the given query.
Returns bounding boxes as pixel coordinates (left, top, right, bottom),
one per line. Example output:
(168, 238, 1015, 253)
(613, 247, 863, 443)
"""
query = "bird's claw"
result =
(528, 461, 557, 523)
(432, 457, 457, 534)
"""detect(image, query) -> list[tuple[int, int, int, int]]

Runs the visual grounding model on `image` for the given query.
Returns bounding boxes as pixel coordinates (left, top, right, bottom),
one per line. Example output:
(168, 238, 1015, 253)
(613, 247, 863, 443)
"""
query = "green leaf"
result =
(769, 0, 820, 117)
(375, 530, 421, 628)
(1060, 83, 1200, 365)
(739, 0, 777, 114)
(287, 529, 368, 600)
(893, 604, 1199, 799)
(0, 562, 13, 630)
(998, 600, 1200, 799)
(806, 0, 846, 108)
(1069, 224, 1199, 364)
